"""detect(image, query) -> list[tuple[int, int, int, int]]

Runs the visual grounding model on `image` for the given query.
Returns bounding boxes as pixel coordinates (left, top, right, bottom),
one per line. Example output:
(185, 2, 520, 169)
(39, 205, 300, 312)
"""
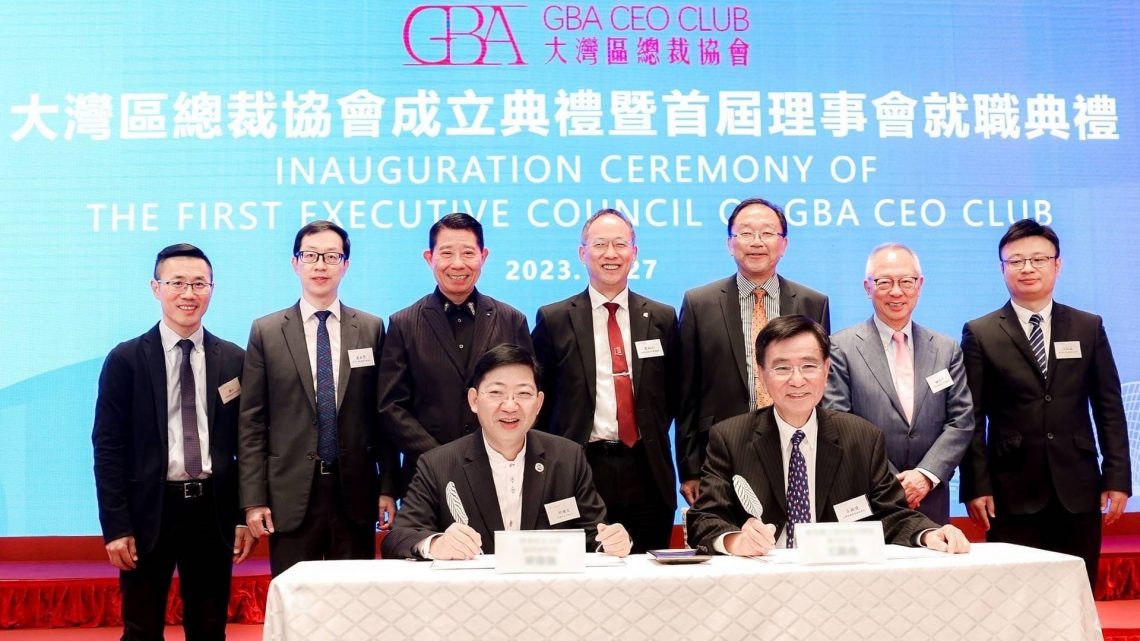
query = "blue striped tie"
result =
(315, 310, 338, 462)
(786, 430, 810, 548)
(1029, 313, 1047, 378)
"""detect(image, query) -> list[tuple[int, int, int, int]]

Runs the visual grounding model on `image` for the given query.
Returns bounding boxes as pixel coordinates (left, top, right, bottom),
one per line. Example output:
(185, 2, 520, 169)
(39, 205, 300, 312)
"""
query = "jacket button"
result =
(1044, 394, 1052, 402)
(1046, 433, 1054, 440)
(307, 452, 315, 460)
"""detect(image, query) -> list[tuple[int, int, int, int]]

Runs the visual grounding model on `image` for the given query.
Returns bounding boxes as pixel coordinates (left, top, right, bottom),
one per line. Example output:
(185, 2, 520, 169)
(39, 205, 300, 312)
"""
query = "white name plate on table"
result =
(795, 522, 885, 564)
(494, 529, 586, 574)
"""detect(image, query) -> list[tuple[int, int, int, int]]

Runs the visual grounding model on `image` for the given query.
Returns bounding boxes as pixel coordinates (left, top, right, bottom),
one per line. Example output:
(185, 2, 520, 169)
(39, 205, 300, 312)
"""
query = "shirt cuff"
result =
(915, 468, 940, 487)
(713, 531, 739, 555)
(416, 534, 442, 559)
(914, 528, 937, 547)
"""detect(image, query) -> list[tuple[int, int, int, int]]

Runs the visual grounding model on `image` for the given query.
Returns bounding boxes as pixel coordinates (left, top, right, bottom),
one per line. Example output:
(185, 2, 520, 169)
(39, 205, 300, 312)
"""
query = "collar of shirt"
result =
(737, 272, 779, 302)
(1010, 299, 1053, 326)
(435, 287, 478, 316)
(299, 296, 342, 322)
(158, 321, 204, 353)
(872, 315, 913, 353)
(773, 406, 819, 452)
(588, 284, 630, 311)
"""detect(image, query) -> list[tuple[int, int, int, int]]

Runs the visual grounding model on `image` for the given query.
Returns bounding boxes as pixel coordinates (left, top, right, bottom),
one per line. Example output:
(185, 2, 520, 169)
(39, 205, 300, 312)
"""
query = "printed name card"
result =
(494, 530, 586, 574)
(795, 522, 885, 565)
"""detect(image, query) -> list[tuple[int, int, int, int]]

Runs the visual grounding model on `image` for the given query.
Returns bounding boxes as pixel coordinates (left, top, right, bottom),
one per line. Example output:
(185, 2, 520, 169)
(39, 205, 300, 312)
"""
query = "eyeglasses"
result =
(767, 363, 824, 380)
(584, 237, 632, 251)
(295, 251, 346, 265)
(869, 277, 920, 292)
(731, 230, 785, 243)
(1001, 256, 1056, 270)
(479, 389, 538, 403)
(156, 280, 213, 293)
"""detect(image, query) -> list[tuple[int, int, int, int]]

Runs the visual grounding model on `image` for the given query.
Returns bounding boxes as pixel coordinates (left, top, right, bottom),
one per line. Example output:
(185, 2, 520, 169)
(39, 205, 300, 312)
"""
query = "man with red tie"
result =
(532, 209, 681, 552)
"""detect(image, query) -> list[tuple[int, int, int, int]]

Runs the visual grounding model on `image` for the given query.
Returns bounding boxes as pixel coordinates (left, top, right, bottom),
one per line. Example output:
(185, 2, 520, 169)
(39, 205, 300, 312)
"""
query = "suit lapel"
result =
(568, 291, 597, 404)
(813, 411, 843, 523)
(336, 305, 359, 407)
(143, 325, 169, 451)
(282, 304, 318, 412)
(997, 302, 1045, 387)
(910, 323, 935, 420)
(629, 292, 650, 397)
(520, 438, 549, 530)
(423, 297, 465, 375)
(719, 277, 748, 388)
(854, 319, 908, 422)
(751, 412, 788, 518)
(469, 294, 497, 376)
(777, 274, 798, 316)
(203, 330, 221, 436)
(461, 435, 504, 534)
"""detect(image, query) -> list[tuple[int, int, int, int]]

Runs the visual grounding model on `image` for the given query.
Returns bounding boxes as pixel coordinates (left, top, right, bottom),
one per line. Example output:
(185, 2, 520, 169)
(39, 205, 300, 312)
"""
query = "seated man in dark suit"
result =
(382, 344, 632, 560)
(687, 315, 970, 556)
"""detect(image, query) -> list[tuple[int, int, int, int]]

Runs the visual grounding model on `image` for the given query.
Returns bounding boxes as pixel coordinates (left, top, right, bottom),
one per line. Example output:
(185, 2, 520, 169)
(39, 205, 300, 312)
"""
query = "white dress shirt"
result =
(158, 322, 212, 481)
(298, 296, 342, 405)
(588, 286, 632, 442)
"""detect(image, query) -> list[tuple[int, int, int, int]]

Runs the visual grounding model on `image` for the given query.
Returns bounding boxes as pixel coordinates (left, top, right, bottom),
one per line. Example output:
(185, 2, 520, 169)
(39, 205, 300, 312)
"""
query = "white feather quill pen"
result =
(732, 474, 764, 521)
(445, 481, 469, 525)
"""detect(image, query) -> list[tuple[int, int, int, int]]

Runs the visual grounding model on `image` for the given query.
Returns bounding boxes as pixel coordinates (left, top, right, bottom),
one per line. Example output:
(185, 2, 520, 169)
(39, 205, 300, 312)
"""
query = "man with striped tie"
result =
(960, 220, 1130, 586)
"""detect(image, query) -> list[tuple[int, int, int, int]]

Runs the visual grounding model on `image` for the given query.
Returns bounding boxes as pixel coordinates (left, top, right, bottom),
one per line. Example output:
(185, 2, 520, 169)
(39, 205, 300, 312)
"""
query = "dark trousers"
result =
(586, 440, 675, 553)
(269, 464, 376, 577)
(988, 494, 1102, 588)
(120, 481, 232, 641)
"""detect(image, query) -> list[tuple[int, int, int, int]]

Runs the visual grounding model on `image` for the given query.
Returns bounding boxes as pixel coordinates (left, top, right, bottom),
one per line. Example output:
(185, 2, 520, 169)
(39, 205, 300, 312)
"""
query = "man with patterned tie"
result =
(677, 197, 831, 508)
(687, 315, 969, 556)
(960, 220, 1130, 586)
(93, 244, 255, 641)
(532, 209, 680, 552)
(824, 243, 974, 524)
(239, 221, 398, 576)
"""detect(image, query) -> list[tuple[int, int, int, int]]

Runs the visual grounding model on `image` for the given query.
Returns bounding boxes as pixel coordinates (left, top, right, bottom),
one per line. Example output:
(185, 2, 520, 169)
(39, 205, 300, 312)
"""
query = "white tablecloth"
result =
(263, 542, 1101, 641)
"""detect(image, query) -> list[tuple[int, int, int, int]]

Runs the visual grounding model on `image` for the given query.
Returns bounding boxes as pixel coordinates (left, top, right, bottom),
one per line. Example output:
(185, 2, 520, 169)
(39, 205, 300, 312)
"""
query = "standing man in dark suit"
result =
(379, 213, 532, 494)
(239, 221, 397, 577)
(677, 197, 831, 506)
(382, 344, 632, 559)
(960, 220, 1130, 585)
(532, 209, 680, 552)
(93, 244, 255, 641)
(687, 315, 969, 556)
(824, 243, 973, 524)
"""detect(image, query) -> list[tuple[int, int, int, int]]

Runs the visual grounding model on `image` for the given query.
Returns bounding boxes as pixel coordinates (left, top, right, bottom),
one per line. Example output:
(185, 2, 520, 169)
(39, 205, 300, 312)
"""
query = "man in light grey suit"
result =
(824, 243, 973, 524)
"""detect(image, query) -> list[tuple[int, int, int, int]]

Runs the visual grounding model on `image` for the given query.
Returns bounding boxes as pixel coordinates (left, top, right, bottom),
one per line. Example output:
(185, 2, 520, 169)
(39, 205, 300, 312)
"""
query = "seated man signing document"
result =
(687, 316, 970, 556)
(382, 344, 632, 560)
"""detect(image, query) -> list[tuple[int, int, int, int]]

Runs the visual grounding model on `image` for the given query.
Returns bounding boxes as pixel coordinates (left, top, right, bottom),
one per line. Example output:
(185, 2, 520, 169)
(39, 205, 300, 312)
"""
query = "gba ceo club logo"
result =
(403, 4, 526, 66)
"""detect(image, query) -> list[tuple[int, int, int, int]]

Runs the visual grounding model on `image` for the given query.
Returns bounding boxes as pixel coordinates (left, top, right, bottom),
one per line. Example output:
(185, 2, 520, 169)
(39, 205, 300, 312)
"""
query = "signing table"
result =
(263, 543, 1100, 641)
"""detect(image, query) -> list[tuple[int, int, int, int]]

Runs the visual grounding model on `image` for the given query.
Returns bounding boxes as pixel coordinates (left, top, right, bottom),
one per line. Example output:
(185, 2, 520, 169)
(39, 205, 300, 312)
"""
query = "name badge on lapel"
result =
(926, 369, 953, 393)
(635, 339, 664, 358)
(1054, 341, 1082, 359)
(347, 348, 375, 368)
(833, 494, 873, 522)
(218, 377, 241, 404)
(544, 497, 580, 525)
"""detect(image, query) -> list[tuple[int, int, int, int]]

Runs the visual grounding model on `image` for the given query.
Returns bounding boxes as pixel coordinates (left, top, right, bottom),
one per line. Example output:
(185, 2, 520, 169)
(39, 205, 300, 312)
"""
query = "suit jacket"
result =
(378, 290, 532, 493)
(824, 318, 974, 523)
(531, 289, 680, 508)
(238, 302, 395, 533)
(93, 324, 244, 554)
(677, 274, 831, 480)
(959, 301, 1130, 515)
(381, 430, 608, 558)
(687, 407, 938, 553)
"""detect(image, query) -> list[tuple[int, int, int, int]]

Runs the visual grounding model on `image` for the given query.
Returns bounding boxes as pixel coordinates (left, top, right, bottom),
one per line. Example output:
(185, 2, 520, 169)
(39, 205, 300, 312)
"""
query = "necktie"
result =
(315, 310, 338, 462)
(752, 289, 773, 409)
(891, 331, 914, 424)
(786, 430, 810, 548)
(1029, 313, 1047, 378)
(177, 339, 203, 479)
(602, 302, 638, 447)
